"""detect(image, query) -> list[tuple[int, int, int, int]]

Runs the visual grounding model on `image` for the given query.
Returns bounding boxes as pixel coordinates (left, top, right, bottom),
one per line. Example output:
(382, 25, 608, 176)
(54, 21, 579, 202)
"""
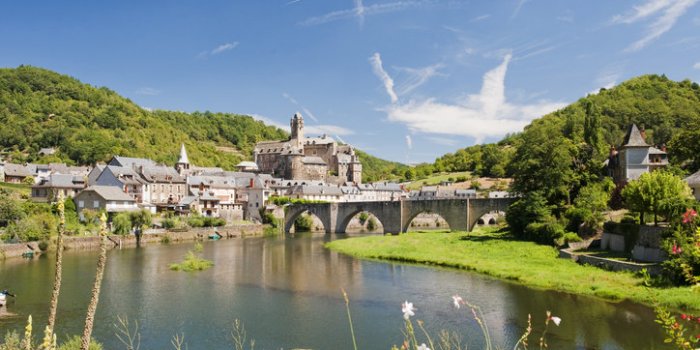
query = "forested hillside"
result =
(416, 75, 700, 184)
(0, 66, 403, 177)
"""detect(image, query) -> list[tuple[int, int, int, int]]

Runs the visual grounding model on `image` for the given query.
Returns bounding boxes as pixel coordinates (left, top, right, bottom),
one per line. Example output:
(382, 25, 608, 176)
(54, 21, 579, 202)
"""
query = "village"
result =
(0, 113, 513, 229)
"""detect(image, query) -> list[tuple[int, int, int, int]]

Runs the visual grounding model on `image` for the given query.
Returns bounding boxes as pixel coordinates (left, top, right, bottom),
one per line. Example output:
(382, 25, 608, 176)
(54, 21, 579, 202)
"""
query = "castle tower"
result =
(290, 112, 304, 148)
(176, 143, 190, 175)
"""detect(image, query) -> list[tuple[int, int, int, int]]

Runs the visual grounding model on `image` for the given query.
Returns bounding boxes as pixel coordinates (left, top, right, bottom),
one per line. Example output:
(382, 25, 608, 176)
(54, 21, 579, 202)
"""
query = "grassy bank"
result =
(326, 228, 700, 312)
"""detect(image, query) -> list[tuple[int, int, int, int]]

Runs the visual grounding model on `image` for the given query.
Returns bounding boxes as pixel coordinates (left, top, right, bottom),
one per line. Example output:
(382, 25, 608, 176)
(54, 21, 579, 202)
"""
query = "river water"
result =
(0, 234, 669, 349)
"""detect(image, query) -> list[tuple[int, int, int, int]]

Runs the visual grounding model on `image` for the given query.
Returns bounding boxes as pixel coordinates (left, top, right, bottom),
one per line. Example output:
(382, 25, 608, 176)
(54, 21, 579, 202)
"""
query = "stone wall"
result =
(559, 248, 662, 275)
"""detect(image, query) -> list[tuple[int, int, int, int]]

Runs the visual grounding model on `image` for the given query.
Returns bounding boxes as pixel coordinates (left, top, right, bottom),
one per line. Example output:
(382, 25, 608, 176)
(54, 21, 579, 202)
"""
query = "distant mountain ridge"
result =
(0, 66, 405, 181)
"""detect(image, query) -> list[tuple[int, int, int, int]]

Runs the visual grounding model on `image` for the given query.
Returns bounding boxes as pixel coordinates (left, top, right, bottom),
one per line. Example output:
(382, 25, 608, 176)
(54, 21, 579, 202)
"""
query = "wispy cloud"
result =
(379, 54, 567, 142)
(286, 0, 302, 4)
(471, 14, 491, 22)
(693, 62, 700, 69)
(282, 92, 319, 122)
(299, 1, 426, 26)
(197, 42, 239, 58)
(369, 53, 398, 103)
(135, 87, 160, 96)
(394, 63, 445, 95)
(612, 0, 699, 51)
(405, 135, 413, 149)
(425, 136, 460, 146)
(512, 0, 529, 19)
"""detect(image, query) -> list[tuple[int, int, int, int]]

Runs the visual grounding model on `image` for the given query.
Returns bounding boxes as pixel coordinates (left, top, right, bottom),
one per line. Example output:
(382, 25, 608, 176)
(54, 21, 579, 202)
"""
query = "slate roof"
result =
(621, 124, 649, 148)
(109, 156, 157, 169)
(33, 174, 84, 189)
(188, 175, 237, 188)
(139, 166, 185, 183)
(373, 182, 403, 191)
(82, 186, 135, 202)
(106, 166, 144, 185)
(290, 184, 343, 196)
(3, 163, 32, 177)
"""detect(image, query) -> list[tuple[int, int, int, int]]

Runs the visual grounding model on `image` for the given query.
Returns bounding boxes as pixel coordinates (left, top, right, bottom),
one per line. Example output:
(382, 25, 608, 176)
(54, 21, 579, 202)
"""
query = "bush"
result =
(367, 217, 378, 231)
(162, 218, 176, 229)
(506, 191, 552, 237)
(294, 214, 314, 232)
(524, 221, 565, 246)
(38, 240, 49, 251)
(112, 213, 132, 235)
(7, 212, 57, 242)
(359, 212, 369, 225)
(187, 216, 205, 228)
(556, 232, 582, 247)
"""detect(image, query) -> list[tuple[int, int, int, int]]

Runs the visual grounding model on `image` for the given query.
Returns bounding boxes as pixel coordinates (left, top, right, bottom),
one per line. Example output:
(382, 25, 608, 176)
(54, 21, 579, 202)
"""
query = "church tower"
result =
(290, 112, 304, 148)
(176, 143, 190, 175)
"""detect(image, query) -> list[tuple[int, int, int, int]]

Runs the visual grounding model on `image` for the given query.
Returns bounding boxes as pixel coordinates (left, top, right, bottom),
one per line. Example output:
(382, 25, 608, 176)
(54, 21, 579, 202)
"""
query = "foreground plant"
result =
(47, 193, 66, 332)
(81, 214, 109, 350)
(656, 308, 700, 349)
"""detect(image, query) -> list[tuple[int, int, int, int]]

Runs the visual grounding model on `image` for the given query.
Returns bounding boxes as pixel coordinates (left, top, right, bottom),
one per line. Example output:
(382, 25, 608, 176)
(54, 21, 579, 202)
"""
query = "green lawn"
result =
(0, 182, 31, 196)
(326, 228, 700, 312)
(406, 171, 471, 190)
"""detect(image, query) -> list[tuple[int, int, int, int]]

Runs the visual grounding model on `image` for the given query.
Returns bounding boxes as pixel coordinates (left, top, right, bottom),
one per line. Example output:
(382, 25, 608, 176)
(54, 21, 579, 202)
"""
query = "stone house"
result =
(608, 124, 668, 185)
(685, 170, 700, 201)
(288, 184, 343, 202)
(94, 166, 147, 203)
(372, 182, 404, 201)
(31, 174, 86, 202)
(3, 163, 33, 183)
(74, 186, 139, 220)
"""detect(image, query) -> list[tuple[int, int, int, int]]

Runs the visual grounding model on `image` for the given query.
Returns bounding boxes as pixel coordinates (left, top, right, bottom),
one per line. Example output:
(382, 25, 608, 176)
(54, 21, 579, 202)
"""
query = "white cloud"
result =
(405, 135, 413, 149)
(135, 87, 160, 96)
(250, 114, 288, 130)
(369, 53, 398, 103)
(306, 125, 355, 136)
(197, 42, 239, 58)
(590, 65, 624, 94)
(471, 14, 491, 22)
(382, 54, 567, 140)
(301, 107, 319, 122)
(281, 92, 319, 122)
(394, 63, 444, 95)
(612, 0, 699, 51)
(425, 136, 460, 146)
(282, 92, 299, 105)
(694, 62, 700, 69)
(299, 1, 426, 26)
(286, 0, 302, 4)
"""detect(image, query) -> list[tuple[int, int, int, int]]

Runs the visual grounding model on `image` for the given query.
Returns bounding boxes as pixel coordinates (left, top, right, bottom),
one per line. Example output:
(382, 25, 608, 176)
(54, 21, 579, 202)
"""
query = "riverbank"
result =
(0, 223, 263, 259)
(326, 228, 700, 312)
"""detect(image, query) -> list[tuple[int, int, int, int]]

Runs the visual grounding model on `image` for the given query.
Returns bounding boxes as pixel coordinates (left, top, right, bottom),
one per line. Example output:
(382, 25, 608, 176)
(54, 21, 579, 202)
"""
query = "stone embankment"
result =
(0, 223, 263, 259)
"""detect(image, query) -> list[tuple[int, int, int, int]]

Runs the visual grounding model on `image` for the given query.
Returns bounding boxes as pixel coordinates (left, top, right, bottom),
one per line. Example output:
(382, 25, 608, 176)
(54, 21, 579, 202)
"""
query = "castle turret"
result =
(290, 112, 304, 148)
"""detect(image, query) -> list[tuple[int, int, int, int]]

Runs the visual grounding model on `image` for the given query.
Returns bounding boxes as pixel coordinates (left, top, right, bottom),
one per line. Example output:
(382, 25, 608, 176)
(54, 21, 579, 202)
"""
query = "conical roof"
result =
(178, 143, 189, 164)
(621, 124, 648, 148)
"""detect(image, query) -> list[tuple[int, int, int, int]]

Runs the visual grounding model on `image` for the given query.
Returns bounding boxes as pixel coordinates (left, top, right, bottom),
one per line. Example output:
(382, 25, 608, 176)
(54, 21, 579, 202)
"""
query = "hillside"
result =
(0, 66, 401, 177)
(418, 75, 700, 179)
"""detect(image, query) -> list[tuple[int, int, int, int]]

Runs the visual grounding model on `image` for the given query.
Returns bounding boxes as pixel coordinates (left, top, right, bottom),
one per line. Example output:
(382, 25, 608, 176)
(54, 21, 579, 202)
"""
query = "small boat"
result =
(22, 250, 34, 259)
(208, 232, 222, 240)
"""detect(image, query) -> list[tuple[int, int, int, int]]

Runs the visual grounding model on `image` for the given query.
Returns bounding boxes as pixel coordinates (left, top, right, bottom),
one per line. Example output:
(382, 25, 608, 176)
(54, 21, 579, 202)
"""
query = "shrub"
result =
(162, 218, 176, 229)
(38, 240, 49, 251)
(294, 214, 314, 232)
(187, 216, 205, 228)
(112, 213, 132, 235)
(359, 212, 369, 225)
(506, 191, 552, 237)
(367, 217, 378, 231)
(524, 220, 565, 245)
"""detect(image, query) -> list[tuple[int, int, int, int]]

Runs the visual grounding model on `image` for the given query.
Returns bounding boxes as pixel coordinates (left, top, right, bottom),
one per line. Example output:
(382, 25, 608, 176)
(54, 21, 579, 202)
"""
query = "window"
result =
(93, 200, 99, 208)
(78, 200, 84, 208)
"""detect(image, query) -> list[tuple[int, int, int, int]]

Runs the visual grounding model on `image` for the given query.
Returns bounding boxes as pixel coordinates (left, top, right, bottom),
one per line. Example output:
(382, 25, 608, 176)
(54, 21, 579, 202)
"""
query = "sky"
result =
(2, 1, 700, 164)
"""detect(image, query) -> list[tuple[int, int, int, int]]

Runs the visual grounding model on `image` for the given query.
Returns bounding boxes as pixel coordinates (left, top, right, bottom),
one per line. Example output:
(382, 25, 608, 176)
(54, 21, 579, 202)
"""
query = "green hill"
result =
(419, 75, 700, 180)
(0, 66, 402, 177)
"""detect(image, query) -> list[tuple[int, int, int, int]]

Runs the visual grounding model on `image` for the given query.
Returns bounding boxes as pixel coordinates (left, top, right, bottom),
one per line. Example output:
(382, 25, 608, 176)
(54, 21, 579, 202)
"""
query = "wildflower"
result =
(417, 344, 431, 350)
(402, 301, 416, 320)
(672, 242, 683, 255)
(550, 316, 562, 326)
(683, 209, 697, 224)
(452, 295, 463, 309)
(681, 314, 688, 320)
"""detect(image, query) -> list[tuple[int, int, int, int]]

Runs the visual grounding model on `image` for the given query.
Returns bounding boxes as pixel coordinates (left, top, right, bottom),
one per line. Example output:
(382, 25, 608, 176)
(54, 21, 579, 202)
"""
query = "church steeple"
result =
(176, 143, 190, 174)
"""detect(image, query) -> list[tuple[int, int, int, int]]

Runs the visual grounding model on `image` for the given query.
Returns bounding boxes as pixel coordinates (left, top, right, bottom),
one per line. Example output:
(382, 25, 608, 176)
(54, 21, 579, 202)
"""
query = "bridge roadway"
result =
(283, 198, 515, 234)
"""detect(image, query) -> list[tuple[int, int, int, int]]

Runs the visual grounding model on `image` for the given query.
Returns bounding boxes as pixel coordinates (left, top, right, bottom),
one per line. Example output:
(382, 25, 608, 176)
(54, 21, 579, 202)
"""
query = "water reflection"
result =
(0, 234, 669, 349)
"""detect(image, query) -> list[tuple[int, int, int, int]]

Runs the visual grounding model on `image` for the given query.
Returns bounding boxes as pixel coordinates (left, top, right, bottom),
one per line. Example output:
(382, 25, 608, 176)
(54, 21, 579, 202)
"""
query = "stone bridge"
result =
(283, 198, 515, 234)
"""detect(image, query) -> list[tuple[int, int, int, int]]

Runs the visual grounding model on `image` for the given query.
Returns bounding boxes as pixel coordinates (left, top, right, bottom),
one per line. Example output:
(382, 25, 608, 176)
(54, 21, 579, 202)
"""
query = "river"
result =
(0, 234, 669, 349)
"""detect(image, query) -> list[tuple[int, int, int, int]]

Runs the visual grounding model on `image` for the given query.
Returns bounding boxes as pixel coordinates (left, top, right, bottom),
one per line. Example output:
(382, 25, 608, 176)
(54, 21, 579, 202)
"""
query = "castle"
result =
(253, 113, 362, 183)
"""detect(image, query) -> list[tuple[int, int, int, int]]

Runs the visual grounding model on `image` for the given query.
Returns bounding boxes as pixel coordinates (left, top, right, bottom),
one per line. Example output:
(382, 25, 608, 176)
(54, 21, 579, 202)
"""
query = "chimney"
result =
(249, 178, 254, 188)
(639, 126, 646, 142)
(661, 143, 667, 152)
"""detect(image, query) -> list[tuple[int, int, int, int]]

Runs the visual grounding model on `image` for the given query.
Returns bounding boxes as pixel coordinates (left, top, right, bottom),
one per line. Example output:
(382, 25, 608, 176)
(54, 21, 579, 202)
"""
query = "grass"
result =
(325, 227, 700, 312)
(169, 243, 214, 272)
(405, 171, 471, 190)
(0, 182, 31, 196)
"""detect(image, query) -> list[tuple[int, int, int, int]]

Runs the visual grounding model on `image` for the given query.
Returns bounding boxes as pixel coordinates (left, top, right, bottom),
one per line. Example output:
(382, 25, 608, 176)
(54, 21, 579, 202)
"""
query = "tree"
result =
(129, 209, 152, 231)
(404, 167, 416, 181)
(506, 191, 553, 237)
(621, 171, 692, 225)
(566, 178, 613, 233)
(112, 213, 131, 235)
(0, 191, 25, 226)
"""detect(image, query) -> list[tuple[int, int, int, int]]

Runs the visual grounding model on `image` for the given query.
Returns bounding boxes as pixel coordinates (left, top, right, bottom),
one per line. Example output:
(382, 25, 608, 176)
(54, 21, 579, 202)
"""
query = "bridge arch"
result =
(283, 204, 332, 234)
(405, 211, 450, 231)
(336, 208, 386, 233)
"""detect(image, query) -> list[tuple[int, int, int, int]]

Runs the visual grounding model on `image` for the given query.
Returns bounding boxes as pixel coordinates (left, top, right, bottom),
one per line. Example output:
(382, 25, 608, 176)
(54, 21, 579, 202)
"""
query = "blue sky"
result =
(2, 1, 700, 164)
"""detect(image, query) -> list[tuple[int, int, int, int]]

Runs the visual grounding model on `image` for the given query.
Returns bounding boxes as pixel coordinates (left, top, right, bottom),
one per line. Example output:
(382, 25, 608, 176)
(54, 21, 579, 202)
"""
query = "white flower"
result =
(550, 316, 561, 326)
(452, 295, 463, 309)
(417, 344, 430, 350)
(402, 301, 416, 320)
